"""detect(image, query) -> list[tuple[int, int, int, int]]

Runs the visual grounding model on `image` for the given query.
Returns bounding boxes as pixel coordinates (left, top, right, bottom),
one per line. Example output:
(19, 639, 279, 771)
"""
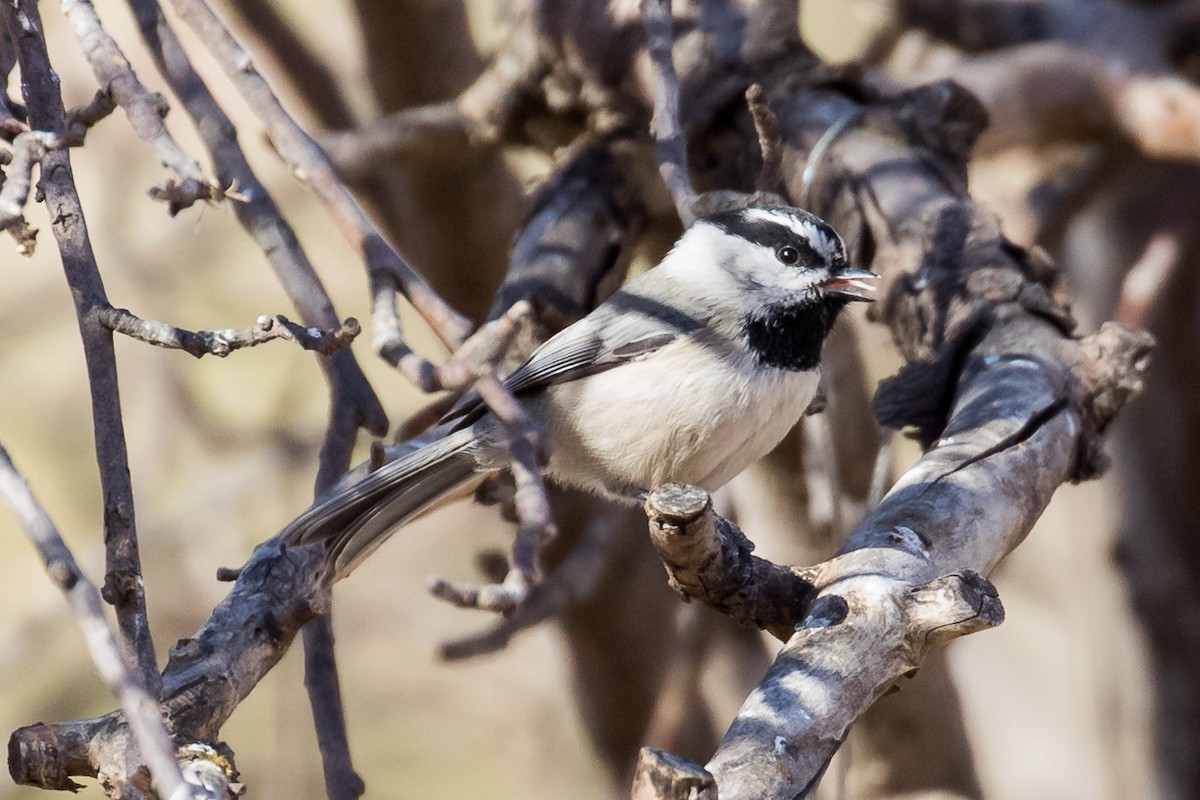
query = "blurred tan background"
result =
(0, 1, 1162, 798)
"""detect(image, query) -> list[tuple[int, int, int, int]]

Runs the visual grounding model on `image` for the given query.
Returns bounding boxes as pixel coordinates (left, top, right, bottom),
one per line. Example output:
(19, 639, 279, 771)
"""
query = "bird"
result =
(282, 203, 877, 578)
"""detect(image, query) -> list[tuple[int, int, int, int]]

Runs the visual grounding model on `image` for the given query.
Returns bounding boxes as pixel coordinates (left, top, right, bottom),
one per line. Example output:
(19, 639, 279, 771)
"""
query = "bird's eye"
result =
(777, 246, 800, 265)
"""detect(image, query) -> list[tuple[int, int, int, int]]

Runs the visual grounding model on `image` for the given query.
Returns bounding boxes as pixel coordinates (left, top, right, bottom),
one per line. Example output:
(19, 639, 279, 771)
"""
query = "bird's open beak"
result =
(818, 266, 879, 302)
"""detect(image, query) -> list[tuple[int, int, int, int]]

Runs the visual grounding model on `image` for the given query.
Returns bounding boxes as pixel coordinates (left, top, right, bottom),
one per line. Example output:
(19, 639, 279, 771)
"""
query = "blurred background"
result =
(1, 0, 1192, 798)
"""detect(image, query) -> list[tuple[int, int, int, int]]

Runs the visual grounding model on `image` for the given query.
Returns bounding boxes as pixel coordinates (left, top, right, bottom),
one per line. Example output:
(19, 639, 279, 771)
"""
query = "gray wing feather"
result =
(444, 277, 707, 429)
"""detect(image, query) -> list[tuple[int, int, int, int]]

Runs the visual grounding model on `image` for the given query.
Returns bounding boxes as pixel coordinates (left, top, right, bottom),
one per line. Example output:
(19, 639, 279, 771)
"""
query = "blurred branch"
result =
(0, 444, 227, 800)
(1116, 229, 1182, 328)
(929, 44, 1200, 159)
(165, 0, 474, 361)
(746, 84, 784, 194)
(4, 0, 161, 696)
(489, 140, 640, 325)
(59, 0, 220, 213)
(319, 101, 479, 180)
(219, 0, 355, 129)
(893, 0, 1048, 53)
(640, 0, 698, 225)
(100, 308, 361, 358)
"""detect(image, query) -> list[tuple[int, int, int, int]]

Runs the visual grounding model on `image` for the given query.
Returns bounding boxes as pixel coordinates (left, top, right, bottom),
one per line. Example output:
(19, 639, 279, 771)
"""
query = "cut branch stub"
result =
(645, 484, 815, 641)
(631, 747, 716, 800)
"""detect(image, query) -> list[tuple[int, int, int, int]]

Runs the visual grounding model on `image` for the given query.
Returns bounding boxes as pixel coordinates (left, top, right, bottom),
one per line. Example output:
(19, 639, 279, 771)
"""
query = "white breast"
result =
(539, 337, 818, 498)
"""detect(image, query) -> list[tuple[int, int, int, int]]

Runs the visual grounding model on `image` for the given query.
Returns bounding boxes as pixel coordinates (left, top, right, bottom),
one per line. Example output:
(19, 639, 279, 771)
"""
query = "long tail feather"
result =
(281, 428, 485, 578)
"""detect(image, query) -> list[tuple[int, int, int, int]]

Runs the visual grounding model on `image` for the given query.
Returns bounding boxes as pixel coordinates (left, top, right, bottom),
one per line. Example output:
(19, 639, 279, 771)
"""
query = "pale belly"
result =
(538, 338, 818, 498)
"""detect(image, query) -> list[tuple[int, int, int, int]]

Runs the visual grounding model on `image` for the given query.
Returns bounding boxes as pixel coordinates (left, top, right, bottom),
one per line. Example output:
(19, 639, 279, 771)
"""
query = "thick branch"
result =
(645, 484, 815, 641)
(682, 65, 1156, 800)
(707, 566, 1002, 799)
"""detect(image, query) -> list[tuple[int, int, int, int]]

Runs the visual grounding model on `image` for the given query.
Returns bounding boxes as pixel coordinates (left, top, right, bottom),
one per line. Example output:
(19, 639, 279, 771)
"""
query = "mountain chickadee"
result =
(283, 204, 877, 576)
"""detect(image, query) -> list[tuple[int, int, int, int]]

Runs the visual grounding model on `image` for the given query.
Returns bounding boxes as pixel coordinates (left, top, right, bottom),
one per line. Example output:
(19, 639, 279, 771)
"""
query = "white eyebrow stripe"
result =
(742, 207, 842, 261)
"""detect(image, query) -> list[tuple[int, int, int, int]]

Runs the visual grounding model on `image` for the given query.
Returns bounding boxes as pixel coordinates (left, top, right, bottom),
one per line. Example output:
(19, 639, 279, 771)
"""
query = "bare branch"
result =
(428, 374, 555, 614)
(59, 0, 219, 213)
(99, 307, 361, 358)
(166, 0, 474, 354)
(220, 0, 356, 130)
(432, 301, 532, 390)
(125, 0, 389, 462)
(301, 615, 365, 800)
(64, 89, 118, 144)
(707, 566, 1002, 800)
(640, 0, 698, 225)
(5, 0, 161, 695)
(0, 444, 224, 800)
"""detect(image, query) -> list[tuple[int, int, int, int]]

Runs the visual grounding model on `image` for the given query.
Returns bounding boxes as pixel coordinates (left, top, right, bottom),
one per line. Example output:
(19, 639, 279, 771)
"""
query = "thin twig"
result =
(746, 84, 784, 194)
(59, 0, 219, 213)
(124, 0, 389, 459)
(319, 101, 479, 180)
(0, 444, 221, 800)
(64, 89, 118, 145)
(428, 375, 555, 614)
(439, 510, 616, 660)
(0, 130, 58, 232)
(166, 0, 474, 357)
(99, 307, 361, 358)
(432, 300, 532, 390)
(6, 0, 161, 695)
(640, 0, 697, 225)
